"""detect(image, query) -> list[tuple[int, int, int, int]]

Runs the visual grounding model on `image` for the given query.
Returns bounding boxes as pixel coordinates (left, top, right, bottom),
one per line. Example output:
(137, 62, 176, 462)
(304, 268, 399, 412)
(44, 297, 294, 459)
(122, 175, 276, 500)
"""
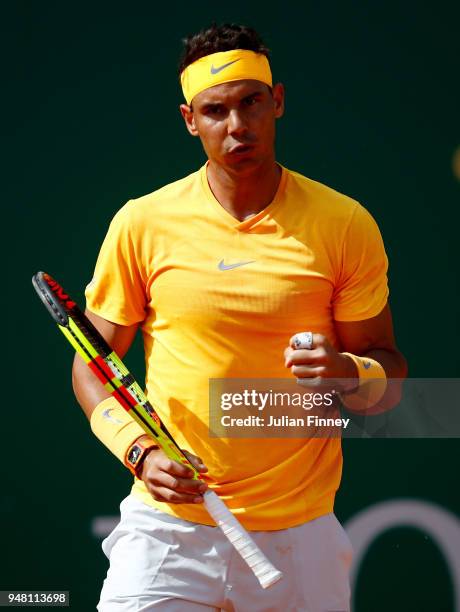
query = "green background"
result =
(4, 1, 459, 610)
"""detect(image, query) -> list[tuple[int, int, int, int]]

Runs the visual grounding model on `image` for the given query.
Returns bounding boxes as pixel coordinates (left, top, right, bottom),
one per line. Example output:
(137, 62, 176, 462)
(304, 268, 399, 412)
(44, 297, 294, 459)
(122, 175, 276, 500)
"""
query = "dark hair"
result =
(178, 23, 270, 75)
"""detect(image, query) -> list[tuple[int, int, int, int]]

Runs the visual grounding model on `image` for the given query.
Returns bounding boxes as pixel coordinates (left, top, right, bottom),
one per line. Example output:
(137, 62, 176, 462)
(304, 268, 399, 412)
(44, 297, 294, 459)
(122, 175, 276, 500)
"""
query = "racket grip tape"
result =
(203, 490, 283, 589)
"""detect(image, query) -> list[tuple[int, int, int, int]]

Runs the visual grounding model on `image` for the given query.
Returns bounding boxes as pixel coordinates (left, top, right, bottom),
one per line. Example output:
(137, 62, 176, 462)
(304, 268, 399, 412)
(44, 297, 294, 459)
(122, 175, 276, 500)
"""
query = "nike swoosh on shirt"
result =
(218, 259, 256, 271)
(102, 408, 124, 424)
(210, 59, 240, 74)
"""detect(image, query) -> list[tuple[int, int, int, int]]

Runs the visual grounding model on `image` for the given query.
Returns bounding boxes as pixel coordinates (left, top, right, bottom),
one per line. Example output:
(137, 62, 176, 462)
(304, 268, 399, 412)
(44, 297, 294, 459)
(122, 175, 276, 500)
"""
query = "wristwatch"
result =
(125, 438, 158, 478)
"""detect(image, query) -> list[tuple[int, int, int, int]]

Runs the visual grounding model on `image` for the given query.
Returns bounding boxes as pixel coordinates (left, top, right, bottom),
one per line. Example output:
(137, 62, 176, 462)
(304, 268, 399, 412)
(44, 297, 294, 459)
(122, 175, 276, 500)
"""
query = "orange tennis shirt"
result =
(85, 163, 389, 530)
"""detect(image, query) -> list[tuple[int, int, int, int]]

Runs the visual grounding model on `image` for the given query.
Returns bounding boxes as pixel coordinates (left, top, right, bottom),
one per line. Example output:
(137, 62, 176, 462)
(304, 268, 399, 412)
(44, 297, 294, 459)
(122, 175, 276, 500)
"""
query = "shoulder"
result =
(283, 167, 381, 233)
(108, 167, 201, 227)
(103, 168, 202, 244)
(285, 167, 360, 217)
(129, 168, 202, 215)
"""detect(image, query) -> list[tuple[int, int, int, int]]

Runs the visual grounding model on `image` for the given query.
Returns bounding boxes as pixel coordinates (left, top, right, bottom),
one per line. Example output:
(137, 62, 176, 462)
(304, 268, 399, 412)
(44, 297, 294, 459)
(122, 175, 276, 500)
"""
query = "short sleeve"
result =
(332, 203, 389, 322)
(85, 201, 148, 325)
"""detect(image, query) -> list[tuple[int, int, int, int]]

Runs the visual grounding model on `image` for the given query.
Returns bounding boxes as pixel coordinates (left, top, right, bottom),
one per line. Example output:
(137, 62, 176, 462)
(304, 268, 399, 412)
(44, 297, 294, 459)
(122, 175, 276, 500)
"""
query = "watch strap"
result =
(125, 437, 158, 477)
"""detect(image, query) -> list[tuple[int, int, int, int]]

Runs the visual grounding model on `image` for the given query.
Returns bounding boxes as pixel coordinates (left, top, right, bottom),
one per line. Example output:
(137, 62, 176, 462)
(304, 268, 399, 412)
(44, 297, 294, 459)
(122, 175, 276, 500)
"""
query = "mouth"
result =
(228, 144, 255, 156)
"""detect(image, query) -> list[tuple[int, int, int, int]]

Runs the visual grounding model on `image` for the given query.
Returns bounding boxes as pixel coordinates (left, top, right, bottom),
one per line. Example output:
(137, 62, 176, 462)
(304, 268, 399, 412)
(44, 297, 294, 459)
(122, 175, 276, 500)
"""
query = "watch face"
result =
(128, 446, 142, 466)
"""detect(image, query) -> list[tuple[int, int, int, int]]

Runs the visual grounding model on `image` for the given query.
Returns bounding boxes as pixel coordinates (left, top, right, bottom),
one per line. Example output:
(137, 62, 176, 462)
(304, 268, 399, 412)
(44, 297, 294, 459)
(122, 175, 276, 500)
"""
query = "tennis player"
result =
(73, 23, 407, 611)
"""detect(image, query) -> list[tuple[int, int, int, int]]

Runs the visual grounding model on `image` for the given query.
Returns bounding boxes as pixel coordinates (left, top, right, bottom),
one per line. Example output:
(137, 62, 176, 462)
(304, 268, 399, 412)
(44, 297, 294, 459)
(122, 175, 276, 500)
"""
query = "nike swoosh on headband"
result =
(210, 59, 240, 74)
(218, 259, 256, 271)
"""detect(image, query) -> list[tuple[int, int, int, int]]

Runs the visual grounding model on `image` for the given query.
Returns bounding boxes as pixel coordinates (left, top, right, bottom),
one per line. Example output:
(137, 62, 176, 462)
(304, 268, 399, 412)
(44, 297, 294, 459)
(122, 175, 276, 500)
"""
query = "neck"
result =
(206, 158, 281, 221)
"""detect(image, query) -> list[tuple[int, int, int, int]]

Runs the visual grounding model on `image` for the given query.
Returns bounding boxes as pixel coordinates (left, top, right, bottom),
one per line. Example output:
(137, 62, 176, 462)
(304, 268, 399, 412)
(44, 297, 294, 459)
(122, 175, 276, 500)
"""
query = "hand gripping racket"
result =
(32, 271, 282, 589)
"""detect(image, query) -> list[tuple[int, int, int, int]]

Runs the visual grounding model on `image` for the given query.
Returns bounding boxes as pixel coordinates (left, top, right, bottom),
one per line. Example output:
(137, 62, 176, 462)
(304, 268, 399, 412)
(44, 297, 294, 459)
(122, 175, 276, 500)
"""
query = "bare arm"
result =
(335, 303, 408, 411)
(72, 309, 207, 502)
(334, 303, 407, 380)
(71, 310, 139, 420)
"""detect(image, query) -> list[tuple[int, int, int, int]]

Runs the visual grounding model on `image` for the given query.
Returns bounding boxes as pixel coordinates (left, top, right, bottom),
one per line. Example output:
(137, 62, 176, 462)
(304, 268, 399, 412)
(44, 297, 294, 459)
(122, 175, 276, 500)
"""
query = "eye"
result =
(204, 104, 225, 116)
(243, 95, 259, 107)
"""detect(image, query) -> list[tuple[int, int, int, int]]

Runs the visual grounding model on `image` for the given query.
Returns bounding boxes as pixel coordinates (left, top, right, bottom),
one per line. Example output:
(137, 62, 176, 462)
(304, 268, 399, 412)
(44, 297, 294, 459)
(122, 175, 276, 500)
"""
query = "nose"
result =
(227, 109, 248, 136)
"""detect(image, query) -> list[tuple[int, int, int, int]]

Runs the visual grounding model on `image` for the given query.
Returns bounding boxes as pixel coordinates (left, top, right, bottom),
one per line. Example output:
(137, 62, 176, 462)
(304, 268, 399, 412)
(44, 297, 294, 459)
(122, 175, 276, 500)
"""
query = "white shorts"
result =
(98, 495, 353, 612)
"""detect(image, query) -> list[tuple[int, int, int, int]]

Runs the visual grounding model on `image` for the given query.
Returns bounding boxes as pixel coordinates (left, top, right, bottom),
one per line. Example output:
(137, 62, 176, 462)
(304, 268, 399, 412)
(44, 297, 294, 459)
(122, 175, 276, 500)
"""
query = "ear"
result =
(272, 83, 285, 119)
(179, 103, 199, 136)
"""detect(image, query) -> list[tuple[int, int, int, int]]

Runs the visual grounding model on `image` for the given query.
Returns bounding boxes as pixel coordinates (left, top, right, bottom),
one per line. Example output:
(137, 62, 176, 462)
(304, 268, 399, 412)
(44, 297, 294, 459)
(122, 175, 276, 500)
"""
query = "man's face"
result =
(180, 79, 284, 175)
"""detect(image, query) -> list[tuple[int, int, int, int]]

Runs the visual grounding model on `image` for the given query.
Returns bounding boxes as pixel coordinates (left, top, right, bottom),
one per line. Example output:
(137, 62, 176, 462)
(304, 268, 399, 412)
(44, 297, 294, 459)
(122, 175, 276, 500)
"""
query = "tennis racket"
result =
(32, 271, 282, 589)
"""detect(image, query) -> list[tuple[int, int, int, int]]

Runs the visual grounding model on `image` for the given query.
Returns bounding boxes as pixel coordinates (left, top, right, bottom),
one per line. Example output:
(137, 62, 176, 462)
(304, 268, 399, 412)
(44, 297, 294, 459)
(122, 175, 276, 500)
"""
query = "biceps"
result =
(84, 309, 139, 357)
(334, 303, 397, 354)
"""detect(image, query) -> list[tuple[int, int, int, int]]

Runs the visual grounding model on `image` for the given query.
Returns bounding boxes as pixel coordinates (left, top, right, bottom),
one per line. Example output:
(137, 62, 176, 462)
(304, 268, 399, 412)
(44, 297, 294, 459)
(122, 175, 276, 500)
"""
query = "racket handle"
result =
(203, 490, 283, 589)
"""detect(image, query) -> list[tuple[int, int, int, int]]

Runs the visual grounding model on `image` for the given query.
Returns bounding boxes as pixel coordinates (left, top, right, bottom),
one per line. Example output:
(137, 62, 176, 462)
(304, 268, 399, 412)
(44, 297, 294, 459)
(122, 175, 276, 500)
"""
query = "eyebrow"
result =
(198, 90, 263, 110)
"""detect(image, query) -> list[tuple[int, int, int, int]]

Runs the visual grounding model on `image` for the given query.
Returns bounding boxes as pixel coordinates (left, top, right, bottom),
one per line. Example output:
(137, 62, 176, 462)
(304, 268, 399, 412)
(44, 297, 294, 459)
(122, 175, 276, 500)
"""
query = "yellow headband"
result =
(180, 49, 272, 105)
